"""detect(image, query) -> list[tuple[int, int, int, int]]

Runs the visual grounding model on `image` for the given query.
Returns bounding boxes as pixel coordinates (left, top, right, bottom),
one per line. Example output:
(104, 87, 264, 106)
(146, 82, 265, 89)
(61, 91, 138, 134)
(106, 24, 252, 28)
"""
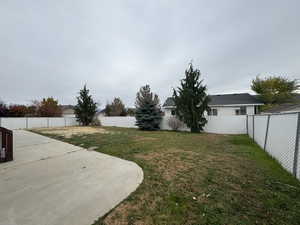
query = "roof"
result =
(60, 105, 75, 110)
(263, 93, 300, 113)
(163, 93, 263, 107)
(163, 97, 175, 107)
(263, 103, 300, 113)
(209, 93, 263, 105)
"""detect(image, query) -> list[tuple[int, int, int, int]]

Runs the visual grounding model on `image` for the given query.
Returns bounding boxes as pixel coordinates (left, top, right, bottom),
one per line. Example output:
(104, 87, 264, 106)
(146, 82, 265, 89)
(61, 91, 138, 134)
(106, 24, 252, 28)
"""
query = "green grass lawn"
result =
(33, 126, 300, 225)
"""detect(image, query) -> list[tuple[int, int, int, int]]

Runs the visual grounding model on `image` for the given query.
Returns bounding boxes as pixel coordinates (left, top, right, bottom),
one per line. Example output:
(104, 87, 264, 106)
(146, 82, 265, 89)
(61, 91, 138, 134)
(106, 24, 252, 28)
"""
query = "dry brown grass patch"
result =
(133, 136, 158, 142)
(136, 148, 197, 180)
(103, 193, 156, 225)
(34, 126, 110, 138)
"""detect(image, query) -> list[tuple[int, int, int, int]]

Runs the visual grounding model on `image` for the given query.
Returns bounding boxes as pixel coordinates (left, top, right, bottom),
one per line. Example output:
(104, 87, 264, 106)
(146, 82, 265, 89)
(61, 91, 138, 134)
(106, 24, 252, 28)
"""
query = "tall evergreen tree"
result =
(74, 85, 97, 126)
(173, 63, 210, 133)
(135, 85, 162, 130)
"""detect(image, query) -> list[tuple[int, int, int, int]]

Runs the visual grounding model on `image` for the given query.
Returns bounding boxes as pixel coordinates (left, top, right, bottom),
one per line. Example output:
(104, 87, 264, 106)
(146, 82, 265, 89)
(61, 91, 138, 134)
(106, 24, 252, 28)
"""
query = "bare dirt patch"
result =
(34, 126, 110, 138)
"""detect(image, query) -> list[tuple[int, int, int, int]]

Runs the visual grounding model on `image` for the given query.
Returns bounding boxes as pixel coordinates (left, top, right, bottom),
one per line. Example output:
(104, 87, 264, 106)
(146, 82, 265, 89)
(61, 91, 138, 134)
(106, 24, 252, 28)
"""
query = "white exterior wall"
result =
(165, 106, 256, 116)
(209, 106, 255, 116)
(163, 108, 175, 117)
(247, 106, 255, 115)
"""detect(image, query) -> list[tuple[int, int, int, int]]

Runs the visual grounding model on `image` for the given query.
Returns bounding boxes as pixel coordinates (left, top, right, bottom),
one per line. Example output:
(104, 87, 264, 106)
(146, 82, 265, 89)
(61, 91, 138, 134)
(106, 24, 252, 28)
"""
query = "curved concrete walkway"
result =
(0, 130, 143, 225)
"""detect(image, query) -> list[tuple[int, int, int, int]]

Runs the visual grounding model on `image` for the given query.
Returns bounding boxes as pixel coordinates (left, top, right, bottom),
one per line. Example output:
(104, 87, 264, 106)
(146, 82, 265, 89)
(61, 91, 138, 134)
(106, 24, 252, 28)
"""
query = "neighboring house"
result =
(60, 105, 75, 117)
(262, 104, 300, 114)
(97, 108, 136, 117)
(262, 94, 300, 114)
(96, 109, 106, 117)
(163, 93, 264, 116)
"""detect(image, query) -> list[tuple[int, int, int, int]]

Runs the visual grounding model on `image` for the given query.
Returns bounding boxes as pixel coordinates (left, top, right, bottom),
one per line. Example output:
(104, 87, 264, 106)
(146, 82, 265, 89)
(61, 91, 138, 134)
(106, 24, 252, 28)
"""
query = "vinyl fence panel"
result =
(248, 116, 254, 139)
(204, 115, 247, 134)
(65, 117, 79, 126)
(253, 116, 269, 148)
(249, 112, 300, 179)
(264, 113, 298, 174)
(0, 118, 27, 130)
(27, 118, 48, 129)
(98, 116, 137, 128)
(49, 118, 66, 127)
(0, 117, 78, 129)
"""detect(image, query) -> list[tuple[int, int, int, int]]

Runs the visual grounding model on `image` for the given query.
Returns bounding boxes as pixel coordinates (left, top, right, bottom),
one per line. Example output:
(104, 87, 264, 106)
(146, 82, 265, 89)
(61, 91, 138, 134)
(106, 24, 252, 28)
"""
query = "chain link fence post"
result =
(263, 115, 271, 151)
(252, 115, 255, 141)
(293, 112, 300, 177)
(246, 115, 248, 135)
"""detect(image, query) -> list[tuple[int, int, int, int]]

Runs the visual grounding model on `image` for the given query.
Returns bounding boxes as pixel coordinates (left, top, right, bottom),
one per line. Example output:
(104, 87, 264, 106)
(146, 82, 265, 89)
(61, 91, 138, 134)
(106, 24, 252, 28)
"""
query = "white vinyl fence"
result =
(98, 115, 247, 134)
(204, 115, 246, 134)
(0, 117, 78, 130)
(99, 116, 137, 128)
(247, 112, 300, 179)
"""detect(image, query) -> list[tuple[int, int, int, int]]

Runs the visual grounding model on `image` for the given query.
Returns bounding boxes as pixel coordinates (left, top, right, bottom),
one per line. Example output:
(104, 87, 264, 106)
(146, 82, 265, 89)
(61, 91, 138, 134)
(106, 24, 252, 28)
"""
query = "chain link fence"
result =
(247, 112, 300, 179)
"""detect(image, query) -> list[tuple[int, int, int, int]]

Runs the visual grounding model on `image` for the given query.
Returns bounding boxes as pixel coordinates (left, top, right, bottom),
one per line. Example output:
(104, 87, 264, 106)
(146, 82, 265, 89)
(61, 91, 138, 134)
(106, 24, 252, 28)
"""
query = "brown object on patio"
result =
(0, 127, 13, 163)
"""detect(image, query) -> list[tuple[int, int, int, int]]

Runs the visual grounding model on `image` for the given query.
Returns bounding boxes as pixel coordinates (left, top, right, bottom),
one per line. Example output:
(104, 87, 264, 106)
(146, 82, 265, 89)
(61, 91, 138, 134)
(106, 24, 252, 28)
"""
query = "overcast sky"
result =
(1, 0, 299, 108)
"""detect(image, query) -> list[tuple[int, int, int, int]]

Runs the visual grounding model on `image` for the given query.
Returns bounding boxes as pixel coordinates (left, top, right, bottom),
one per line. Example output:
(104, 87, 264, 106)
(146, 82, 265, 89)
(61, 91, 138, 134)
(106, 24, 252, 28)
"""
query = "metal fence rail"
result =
(247, 112, 300, 179)
(0, 127, 13, 163)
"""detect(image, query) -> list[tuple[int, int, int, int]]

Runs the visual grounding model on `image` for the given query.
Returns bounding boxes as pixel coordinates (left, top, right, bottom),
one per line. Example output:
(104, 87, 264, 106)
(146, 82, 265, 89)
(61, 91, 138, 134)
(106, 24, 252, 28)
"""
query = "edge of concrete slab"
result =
(1, 130, 144, 225)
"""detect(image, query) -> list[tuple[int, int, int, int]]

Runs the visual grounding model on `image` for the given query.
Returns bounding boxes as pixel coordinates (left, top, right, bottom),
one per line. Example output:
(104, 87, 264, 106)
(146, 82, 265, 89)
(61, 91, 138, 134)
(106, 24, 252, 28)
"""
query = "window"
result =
(207, 108, 217, 116)
(171, 110, 176, 116)
(235, 106, 247, 115)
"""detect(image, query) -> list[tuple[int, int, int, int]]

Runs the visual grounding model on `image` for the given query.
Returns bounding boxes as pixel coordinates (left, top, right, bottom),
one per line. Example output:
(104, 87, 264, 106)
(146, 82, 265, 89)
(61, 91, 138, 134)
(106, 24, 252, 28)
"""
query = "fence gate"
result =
(0, 127, 13, 163)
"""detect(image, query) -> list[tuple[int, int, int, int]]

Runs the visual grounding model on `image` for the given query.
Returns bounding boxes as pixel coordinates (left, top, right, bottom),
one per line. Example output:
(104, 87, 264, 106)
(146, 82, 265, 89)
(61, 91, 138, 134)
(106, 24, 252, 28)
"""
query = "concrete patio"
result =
(0, 130, 143, 225)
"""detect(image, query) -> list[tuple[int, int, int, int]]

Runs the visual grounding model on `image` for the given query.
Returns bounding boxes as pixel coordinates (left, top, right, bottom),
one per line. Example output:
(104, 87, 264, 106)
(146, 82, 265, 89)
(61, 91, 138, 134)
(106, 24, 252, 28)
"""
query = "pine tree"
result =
(74, 85, 97, 126)
(135, 85, 162, 130)
(173, 63, 210, 133)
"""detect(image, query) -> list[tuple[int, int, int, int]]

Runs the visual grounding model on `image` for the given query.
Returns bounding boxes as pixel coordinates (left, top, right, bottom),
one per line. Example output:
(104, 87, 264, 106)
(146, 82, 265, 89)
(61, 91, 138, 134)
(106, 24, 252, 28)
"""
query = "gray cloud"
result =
(1, 0, 299, 107)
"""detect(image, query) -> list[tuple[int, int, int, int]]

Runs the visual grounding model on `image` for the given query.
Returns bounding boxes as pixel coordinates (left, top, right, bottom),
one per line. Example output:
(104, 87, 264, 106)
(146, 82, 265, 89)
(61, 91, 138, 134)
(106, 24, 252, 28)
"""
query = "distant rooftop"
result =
(263, 93, 300, 113)
(163, 93, 264, 107)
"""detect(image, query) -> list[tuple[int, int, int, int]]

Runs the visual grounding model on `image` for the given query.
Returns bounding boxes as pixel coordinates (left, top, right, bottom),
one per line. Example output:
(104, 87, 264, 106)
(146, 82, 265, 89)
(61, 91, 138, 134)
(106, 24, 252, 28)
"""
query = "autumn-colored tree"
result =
(38, 97, 62, 117)
(105, 98, 127, 116)
(0, 101, 9, 117)
(26, 105, 38, 117)
(8, 105, 28, 117)
(251, 76, 299, 104)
